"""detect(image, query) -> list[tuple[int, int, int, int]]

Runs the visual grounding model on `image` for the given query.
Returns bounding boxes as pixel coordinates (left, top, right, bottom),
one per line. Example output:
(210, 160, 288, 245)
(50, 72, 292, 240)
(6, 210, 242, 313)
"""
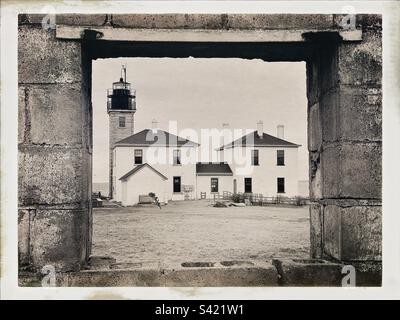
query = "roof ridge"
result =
(114, 128, 199, 146)
(218, 130, 300, 150)
(119, 163, 168, 181)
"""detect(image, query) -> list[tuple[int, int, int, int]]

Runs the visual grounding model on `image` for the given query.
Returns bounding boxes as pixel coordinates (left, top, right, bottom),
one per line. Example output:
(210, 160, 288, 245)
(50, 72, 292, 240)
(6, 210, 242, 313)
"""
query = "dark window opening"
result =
(211, 178, 219, 193)
(134, 149, 143, 164)
(119, 116, 126, 128)
(277, 177, 285, 193)
(277, 150, 285, 166)
(173, 149, 181, 165)
(173, 176, 181, 193)
(244, 177, 252, 193)
(251, 149, 259, 166)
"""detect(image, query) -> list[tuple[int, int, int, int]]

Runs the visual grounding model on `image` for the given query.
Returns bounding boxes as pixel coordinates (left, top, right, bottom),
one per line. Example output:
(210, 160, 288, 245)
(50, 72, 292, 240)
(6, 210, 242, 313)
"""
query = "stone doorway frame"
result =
(18, 14, 382, 274)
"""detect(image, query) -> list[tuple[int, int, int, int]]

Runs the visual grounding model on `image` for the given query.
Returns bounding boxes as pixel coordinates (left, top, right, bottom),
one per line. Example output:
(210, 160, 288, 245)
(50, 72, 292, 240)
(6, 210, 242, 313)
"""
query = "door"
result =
(233, 179, 237, 194)
(244, 178, 252, 193)
(173, 176, 181, 193)
(211, 178, 219, 193)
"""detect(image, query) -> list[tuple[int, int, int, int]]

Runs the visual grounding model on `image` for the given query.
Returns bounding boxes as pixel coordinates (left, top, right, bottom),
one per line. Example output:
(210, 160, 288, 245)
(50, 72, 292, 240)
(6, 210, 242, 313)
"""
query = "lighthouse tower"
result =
(107, 65, 136, 198)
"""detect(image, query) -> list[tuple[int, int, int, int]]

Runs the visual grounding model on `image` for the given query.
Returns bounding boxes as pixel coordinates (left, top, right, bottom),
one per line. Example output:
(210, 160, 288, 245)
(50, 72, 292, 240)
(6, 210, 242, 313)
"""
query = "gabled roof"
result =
(196, 162, 233, 176)
(119, 163, 168, 181)
(218, 131, 300, 150)
(115, 129, 199, 147)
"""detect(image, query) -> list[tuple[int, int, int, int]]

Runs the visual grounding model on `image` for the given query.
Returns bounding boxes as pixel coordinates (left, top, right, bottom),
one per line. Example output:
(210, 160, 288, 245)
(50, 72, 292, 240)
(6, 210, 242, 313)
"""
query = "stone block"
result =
(18, 209, 32, 267)
(337, 86, 382, 141)
(18, 86, 26, 144)
(322, 205, 341, 259)
(321, 142, 381, 199)
(112, 14, 227, 29)
(112, 14, 334, 30)
(355, 14, 382, 29)
(179, 14, 229, 29)
(318, 85, 381, 143)
(56, 14, 107, 26)
(54, 265, 278, 287)
(18, 14, 47, 25)
(332, 14, 357, 30)
(59, 269, 164, 287)
(323, 205, 382, 261)
(306, 60, 320, 107)
(18, 146, 88, 206)
(319, 45, 339, 96)
(306, 44, 338, 105)
(308, 103, 322, 152)
(338, 29, 382, 86)
(18, 26, 82, 84)
(351, 261, 382, 287)
(333, 14, 382, 30)
(20, 14, 106, 27)
(30, 209, 89, 272)
(272, 259, 344, 286)
(226, 14, 334, 30)
(27, 83, 85, 145)
(320, 89, 340, 143)
(309, 204, 323, 258)
(163, 266, 278, 286)
(309, 152, 322, 199)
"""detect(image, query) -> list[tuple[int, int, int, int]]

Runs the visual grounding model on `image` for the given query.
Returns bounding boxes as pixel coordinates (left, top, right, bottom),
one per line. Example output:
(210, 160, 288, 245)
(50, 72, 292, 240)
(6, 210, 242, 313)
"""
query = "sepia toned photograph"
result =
(2, 0, 399, 302)
(16, 12, 383, 288)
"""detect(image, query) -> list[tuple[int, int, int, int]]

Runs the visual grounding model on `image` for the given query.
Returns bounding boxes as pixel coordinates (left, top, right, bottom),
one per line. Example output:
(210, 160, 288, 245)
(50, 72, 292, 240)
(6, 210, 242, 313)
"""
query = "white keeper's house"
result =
(107, 68, 303, 206)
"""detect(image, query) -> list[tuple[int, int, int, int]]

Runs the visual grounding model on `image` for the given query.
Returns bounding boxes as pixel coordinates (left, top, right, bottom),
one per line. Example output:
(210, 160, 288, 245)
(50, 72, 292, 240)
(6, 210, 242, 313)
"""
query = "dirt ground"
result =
(92, 200, 310, 267)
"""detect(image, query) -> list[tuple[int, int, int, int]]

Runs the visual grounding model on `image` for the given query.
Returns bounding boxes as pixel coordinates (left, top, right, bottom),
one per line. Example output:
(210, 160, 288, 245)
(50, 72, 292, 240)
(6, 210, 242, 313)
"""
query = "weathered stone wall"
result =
(18, 23, 92, 271)
(18, 13, 382, 274)
(307, 15, 382, 262)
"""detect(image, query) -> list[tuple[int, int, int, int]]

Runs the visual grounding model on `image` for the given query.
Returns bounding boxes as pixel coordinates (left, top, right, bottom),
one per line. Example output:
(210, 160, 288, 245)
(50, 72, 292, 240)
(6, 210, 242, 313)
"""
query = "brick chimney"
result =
(257, 121, 264, 138)
(277, 125, 284, 139)
(151, 119, 158, 133)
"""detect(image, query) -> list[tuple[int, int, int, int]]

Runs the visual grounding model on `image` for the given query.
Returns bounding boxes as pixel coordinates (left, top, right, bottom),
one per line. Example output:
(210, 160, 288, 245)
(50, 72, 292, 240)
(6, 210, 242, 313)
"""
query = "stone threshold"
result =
(18, 258, 381, 287)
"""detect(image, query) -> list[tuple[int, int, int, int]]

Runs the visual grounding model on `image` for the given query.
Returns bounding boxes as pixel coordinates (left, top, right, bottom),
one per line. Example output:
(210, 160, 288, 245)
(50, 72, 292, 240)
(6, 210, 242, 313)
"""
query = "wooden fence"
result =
(207, 191, 309, 206)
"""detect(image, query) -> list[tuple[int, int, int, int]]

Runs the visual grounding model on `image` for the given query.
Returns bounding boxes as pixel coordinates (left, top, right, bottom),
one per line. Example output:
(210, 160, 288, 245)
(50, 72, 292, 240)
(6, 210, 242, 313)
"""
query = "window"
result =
(173, 176, 181, 193)
(251, 149, 259, 166)
(211, 178, 219, 193)
(134, 149, 143, 164)
(244, 178, 252, 193)
(277, 150, 285, 166)
(119, 116, 126, 128)
(173, 149, 181, 165)
(277, 177, 285, 193)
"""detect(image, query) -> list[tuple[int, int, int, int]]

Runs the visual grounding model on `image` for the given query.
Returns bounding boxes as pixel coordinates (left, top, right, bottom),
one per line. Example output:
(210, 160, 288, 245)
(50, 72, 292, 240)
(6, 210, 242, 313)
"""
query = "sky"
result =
(92, 58, 308, 183)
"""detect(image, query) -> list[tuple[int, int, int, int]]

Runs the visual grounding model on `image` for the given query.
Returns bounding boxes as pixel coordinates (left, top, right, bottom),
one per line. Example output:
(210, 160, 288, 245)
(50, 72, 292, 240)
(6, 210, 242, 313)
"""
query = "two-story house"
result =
(195, 122, 301, 198)
(112, 128, 199, 205)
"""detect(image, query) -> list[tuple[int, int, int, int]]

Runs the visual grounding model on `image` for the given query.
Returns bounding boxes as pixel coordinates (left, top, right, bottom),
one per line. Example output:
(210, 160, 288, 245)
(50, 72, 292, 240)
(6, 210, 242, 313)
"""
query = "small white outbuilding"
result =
(119, 163, 168, 206)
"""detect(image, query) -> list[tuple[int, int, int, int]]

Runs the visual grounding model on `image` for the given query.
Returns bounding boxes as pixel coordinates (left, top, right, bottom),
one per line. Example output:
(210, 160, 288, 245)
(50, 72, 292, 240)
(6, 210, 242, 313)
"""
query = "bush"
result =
(231, 194, 242, 203)
(295, 196, 306, 206)
(214, 201, 228, 208)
